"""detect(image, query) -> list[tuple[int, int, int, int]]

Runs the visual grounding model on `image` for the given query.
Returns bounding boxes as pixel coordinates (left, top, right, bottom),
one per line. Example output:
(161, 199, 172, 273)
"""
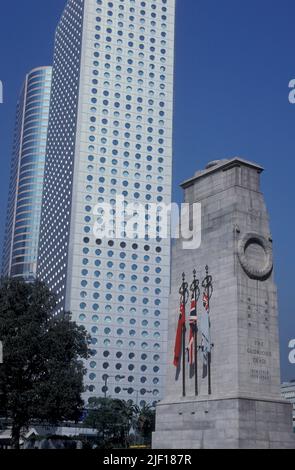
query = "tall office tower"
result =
(2, 67, 52, 280)
(37, 0, 176, 406)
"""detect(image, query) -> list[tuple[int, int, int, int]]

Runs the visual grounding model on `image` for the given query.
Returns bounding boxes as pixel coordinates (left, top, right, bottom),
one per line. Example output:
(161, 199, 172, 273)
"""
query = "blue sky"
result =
(0, 0, 294, 380)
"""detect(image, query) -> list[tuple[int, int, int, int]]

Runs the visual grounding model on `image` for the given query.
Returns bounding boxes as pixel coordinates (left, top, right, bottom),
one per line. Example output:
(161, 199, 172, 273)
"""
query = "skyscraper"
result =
(2, 67, 52, 280)
(38, 0, 176, 406)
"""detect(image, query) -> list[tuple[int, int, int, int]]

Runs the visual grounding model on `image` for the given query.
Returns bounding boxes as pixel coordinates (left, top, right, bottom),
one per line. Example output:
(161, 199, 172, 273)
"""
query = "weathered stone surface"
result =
(153, 158, 295, 449)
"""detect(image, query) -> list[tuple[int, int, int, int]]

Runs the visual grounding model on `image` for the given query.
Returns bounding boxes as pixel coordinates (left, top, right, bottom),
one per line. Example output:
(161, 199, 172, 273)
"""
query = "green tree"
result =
(0, 278, 91, 449)
(85, 397, 138, 448)
(136, 404, 156, 446)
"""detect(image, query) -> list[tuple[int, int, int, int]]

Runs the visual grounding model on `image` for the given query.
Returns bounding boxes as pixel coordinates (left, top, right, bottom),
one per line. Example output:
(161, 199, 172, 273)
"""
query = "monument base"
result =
(152, 397, 295, 449)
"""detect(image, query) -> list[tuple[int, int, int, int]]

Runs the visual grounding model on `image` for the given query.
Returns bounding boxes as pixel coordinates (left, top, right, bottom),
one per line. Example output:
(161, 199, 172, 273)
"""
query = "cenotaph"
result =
(153, 158, 295, 449)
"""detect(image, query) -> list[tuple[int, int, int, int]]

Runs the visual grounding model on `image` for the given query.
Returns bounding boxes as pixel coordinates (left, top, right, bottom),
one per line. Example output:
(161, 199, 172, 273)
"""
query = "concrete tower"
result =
(153, 158, 295, 449)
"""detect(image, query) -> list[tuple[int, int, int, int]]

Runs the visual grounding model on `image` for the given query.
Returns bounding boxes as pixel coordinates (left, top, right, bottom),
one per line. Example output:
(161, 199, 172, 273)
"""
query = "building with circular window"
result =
(38, 0, 176, 406)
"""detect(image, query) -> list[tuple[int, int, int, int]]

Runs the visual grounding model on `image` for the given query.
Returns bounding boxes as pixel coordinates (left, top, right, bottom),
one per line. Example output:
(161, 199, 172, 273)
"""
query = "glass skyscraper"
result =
(2, 67, 52, 280)
(38, 0, 175, 406)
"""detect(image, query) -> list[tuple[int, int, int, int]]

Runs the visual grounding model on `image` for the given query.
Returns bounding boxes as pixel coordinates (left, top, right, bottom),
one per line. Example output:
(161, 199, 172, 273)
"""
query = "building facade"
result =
(38, 0, 176, 406)
(281, 381, 295, 430)
(2, 67, 52, 280)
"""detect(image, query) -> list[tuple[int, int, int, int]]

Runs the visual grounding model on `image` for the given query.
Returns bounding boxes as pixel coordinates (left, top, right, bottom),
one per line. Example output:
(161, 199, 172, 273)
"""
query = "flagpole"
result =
(208, 353, 212, 396)
(190, 269, 200, 397)
(182, 273, 186, 398)
(207, 266, 212, 396)
(180, 273, 188, 398)
(202, 265, 213, 396)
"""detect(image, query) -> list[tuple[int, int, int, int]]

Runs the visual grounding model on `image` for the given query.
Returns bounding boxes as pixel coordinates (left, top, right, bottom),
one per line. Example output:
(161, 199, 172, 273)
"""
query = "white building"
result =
(281, 381, 295, 429)
(38, 0, 176, 406)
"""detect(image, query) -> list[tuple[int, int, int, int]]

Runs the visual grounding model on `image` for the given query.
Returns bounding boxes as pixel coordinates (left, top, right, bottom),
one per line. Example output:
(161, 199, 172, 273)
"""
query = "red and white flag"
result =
(173, 296, 186, 368)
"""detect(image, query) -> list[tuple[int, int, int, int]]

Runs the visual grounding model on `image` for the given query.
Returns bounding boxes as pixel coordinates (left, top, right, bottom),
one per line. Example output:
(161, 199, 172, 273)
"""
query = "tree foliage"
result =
(0, 278, 91, 448)
(85, 397, 138, 448)
(85, 397, 156, 448)
(136, 404, 156, 445)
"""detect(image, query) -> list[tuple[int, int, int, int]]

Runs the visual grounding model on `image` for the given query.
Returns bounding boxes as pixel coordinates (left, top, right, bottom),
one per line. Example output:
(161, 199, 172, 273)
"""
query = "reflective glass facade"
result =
(38, 0, 175, 406)
(2, 67, 52, 280)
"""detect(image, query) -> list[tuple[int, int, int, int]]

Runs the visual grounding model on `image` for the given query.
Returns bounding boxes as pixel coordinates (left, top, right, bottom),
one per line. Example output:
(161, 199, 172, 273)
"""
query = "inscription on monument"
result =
(247, 339, 271, 382)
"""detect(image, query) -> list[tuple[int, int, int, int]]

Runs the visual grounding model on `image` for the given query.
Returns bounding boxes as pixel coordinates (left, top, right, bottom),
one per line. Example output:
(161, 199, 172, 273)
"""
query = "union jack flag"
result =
(187, 291, 198, 365)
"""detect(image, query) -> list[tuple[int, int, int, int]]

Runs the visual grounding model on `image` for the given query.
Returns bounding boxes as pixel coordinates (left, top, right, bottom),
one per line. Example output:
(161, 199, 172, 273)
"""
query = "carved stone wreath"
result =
(237, 232, 273, 280)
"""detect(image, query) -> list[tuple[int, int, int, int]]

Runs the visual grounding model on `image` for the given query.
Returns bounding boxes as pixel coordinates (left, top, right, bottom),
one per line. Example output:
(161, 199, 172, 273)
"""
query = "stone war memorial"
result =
(153, 157, 295, 449)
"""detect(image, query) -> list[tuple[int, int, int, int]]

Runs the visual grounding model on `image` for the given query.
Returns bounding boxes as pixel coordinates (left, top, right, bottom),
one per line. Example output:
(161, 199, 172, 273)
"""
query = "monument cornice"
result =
(181, 157, 264, 189)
